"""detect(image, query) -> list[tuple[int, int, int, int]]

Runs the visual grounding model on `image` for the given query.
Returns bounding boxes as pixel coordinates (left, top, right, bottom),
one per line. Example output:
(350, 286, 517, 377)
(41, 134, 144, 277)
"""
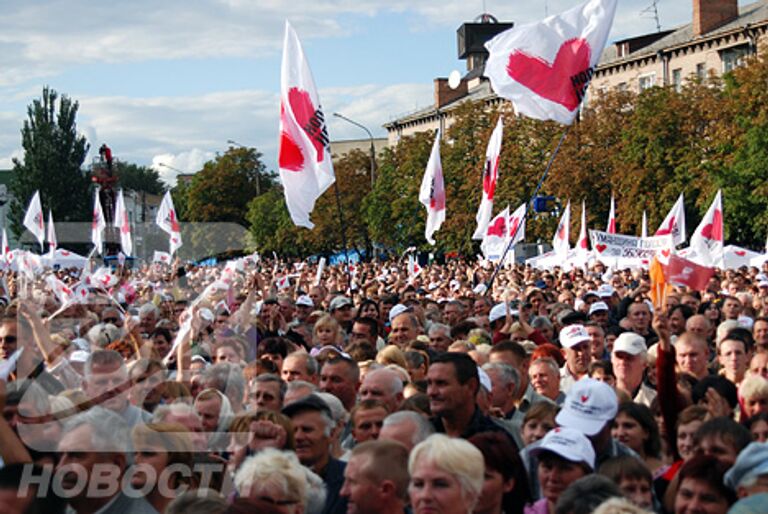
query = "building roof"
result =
(598, 0, 768, 68)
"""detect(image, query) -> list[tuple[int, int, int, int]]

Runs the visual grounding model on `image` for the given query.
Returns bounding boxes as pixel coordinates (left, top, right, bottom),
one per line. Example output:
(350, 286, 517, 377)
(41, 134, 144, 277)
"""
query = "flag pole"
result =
(332, 182, 353, 291)
(484, 126, 571, 294)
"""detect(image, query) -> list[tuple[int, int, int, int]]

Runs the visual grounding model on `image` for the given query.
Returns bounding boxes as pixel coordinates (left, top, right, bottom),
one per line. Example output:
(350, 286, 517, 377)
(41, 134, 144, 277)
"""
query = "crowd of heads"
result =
(1, 256, 768, 514)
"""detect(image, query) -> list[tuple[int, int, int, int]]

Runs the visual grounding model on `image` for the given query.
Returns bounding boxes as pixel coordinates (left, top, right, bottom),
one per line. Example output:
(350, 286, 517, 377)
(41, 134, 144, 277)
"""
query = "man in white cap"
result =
(611, 332, 656, 407)
(520, 378, 637, 500)
(559, 325, 592, 393)
(724, 441, 768, 498)
(295, 294, 314, 323)
(588, 301, 610, 329)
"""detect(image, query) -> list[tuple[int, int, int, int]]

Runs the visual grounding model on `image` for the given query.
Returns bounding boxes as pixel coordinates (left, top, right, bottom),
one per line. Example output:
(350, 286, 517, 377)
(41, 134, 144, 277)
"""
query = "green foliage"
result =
(117, 162, 166, 195)
(10, 87, 91, 238)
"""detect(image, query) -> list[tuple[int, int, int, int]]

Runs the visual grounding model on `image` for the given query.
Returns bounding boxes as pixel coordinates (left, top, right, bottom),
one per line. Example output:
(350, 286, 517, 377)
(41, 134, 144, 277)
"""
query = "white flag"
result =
(481, 206, 510, 260)
(153, 250, 171, 264)
(114, 189, 133, 257)
(552, 200, 571, 258)
(655, 193, 686, 246)
(278, 21, 335, 229)
(46, 210, 57, 257)
(419, 130, 446, 245)
(1, 229, 9, 262)
(607, 194, 616, 234)
(690, 190, 724, 267)
(508, 202, 527, 247)
(22, 191, 45, 251)
(315, 257, 326, 286)
(156, 191, 182, 255)
(641, 210, 648, 238)
(484, 0, 617, 125)
(91, 190, 106, 254)
(576, 200, 589, 259)
(472, 118, 503, 239)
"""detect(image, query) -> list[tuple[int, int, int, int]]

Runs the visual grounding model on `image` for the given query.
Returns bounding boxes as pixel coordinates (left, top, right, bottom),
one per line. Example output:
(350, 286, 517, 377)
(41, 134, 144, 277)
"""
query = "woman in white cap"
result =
(525, 427, 596, 514)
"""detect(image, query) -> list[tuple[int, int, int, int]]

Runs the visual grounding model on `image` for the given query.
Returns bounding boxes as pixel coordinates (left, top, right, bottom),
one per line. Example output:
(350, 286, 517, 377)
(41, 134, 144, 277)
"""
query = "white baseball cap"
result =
(612, 332, 647, 356)
(389, 304, 409, 322)
(597, 284, 615, 298)
(530, 427, 596, 470)
(296, 295, 314, 307)
(588, 301, 609, 316)
(556, 378, 619, 436)
(559, 324, 591, 349)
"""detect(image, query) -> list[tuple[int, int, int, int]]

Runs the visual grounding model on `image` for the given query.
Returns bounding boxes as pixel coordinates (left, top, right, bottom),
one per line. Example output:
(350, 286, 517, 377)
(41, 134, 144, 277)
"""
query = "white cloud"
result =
(152, 149, 215, 186)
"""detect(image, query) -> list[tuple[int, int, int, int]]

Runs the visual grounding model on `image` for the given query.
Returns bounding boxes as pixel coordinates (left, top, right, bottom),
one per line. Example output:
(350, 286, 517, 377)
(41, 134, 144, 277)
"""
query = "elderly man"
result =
(488, 341, 548, 419)
(379, 411, 434, 451)
(443, 300, 466, 327)
(626, 302, 658, 345)
(340, 440, 410, 514)
(482, 361, 521, 419)
(611, 332, 656, 406)
(686, 314, 712, 340)
(319, 356, 360, 411)
(359, 368, 404, 412)
(427, 322, 452, 352)
(559, 325, 592, 393)
(283, 394, 347, 514)
(83, 350, 151, 427)
(282, 352, 319, 384)
(57, 407, 156, 514)
(585, 323, 608, 362)
(248, 373, 285, 412)
(388, 312, 421, 348)
(528, 357, 564, 404)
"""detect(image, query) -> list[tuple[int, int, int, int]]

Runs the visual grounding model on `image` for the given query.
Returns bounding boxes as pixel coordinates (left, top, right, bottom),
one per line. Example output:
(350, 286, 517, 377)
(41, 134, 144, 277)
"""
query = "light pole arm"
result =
(333, 113, 377, 187)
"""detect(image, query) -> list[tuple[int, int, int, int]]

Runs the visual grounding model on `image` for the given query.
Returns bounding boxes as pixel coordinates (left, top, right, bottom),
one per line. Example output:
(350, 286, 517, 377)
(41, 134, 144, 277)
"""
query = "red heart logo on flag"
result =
(595, 244, 607, 253)
(61, 250, 70, 256)
(279, 88, 328, 172)
(656, 216, 675, 236)
(661, 249, 671, 258)
(579, 237, 587, 249)
(507, 38, 591, 111)
(735, 250, 746, 256)
(487, 217, 507, 238)
(482, 159, 497, 199)
(700, 210, 723, 241)
(509, 217, 521, 238)
(642, 259, 649, 265)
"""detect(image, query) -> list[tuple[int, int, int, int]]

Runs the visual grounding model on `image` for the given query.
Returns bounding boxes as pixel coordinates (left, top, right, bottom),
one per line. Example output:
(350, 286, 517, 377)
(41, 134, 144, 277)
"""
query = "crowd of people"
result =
(1, 254, 768, 514)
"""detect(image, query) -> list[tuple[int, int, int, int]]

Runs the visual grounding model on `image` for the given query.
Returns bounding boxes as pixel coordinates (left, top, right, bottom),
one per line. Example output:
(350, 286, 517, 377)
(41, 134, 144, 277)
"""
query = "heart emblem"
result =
(595, 244, 607, 253)
(661, 249, 671, 258)
(279, 87, 328, 172)
(507, 38, 592, 111)
(700, 209, 723, 241)
(487, 217, 507, 238)
(580, 395, 589, 403)
(735, 250, 746, 256)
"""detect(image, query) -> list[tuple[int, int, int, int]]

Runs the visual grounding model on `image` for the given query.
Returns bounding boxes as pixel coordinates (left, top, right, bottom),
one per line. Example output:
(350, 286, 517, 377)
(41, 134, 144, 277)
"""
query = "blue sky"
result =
(0, 0, 754, 184)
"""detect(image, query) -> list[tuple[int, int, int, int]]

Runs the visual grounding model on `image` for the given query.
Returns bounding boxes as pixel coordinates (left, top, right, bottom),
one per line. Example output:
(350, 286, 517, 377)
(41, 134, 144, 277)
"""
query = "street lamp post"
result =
(227, 139, 260, 196)
(333, 113, 377, 188)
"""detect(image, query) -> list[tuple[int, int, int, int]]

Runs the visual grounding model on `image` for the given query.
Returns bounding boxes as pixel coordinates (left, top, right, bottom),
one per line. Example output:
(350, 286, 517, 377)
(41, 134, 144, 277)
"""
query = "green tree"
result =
(117, 162, 166, 195)
(10, 87, 91, 238)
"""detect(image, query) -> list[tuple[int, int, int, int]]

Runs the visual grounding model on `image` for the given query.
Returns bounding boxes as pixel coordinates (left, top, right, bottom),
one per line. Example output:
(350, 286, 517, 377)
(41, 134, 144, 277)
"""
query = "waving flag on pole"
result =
(1, 229, 8, 262)
(481, 206, 509, 260)
(114, 189, 133, 257)
(23, 191, 45, 251)
(552, 200, 571, 258)
(606, 194, 616, 234)
(278, 21, 335, 229)
(484, 0, 617, 125)
(576, 200, 589, 259)
(472, 118, 504, 239)
(46, 210, 57, 257)
(655, 193, 686, 246)
(641, 210, 648, 238)
(419, 130, 446, 245)
(690, 190, 724, 267)
(156, 191, 182, 255)
(91, 190, 106, 255)
(508, 202, 527, 247)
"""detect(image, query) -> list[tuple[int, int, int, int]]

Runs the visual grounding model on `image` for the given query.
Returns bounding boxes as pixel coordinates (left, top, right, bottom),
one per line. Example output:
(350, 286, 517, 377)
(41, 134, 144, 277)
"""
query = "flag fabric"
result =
(508, 202, 527, 247)
(690, 190, 723, 267)
(114, 189, 133, 257)
(407, 254, 422, 280)
(91, 190, 106, 255)
(481, 206, 510, 260)
(1, 229, 9, 262)
(45, 275, 75, 305)
(315, 257, 326, 286)
(665, 254, 715, 291)
(153, 251, 171, 264)
(46, 210, 57, 257)
(156, 191, 182, 255)
(641, 210, 648, 238)
(419, 130, 446, 245)
(648, 256, 667, 310)
(472, 117, 504, 239)
(484, 0, 617, 124)
(607, 194, 616, 234)
(576, 200, 589, 259)
(278, 21, 335, 229)
(552, 200, 571, 258)
(655, 193, 686, 246)
(23, 191, 45, 251)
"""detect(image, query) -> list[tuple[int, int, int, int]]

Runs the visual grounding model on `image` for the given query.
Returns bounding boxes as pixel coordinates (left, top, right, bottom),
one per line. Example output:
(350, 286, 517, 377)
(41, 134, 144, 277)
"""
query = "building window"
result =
(696, 63, 706, 80)
(721, 44, 750, 73)
(638, 73, 656, 92)
(672, 69, 682, 92)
